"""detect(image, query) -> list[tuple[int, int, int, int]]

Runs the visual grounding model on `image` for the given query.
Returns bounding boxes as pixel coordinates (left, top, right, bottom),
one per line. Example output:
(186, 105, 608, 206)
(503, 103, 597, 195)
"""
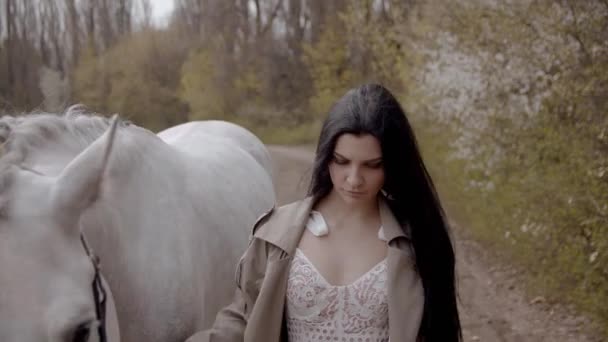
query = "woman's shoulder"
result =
(253, 197, 314, 233)
(250, 197, 316, 254)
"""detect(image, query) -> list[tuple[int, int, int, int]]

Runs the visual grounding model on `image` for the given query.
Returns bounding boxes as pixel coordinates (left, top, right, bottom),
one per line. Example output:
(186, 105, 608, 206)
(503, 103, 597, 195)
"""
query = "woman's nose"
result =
(346, 168, 363, 188)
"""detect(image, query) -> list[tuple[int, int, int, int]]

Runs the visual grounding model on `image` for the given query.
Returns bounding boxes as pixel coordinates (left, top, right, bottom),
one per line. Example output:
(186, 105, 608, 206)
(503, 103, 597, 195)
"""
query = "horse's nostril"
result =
(71, 320, 93, 342)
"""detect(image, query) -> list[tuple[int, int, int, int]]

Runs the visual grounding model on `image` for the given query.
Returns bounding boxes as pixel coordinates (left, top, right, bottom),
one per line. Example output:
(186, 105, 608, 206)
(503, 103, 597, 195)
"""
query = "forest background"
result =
(1, 0, 607, 336)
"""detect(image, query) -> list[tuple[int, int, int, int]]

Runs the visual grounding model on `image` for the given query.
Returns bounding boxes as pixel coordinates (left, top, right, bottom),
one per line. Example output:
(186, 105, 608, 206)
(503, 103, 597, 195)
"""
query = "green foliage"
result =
(179, 47, 229, 121)
(410, 0, 608, 334)
(522, 56, 608, 320)
(73, 29, 188, 131)
(341, 1, 409, 91)
(302, 2, 412, 118)
(302, 23, 357, 118)
(0, 38, 44, 111)
(72, 46, 111, 113)
(234, 68, 264, 107)
(180, 39, 306, 127)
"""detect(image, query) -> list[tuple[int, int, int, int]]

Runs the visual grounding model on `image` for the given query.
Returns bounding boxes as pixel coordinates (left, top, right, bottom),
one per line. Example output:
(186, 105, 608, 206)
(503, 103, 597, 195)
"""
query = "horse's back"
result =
(158, 120, 273, 177)
(144, 120, 275, 338)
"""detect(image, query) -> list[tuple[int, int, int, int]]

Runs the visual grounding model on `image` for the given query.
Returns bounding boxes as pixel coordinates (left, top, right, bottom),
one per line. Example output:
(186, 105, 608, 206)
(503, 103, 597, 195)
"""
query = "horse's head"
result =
(0, 115, 120, 342)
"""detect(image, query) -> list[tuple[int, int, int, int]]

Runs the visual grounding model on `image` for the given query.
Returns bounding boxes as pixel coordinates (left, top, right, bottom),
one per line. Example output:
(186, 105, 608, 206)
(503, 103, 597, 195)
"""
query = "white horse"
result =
(0, 107, 275, 342)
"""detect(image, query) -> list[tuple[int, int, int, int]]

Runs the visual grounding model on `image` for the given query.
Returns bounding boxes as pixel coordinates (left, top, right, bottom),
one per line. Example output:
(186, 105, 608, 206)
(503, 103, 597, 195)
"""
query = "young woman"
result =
(186, 83, 461, 342)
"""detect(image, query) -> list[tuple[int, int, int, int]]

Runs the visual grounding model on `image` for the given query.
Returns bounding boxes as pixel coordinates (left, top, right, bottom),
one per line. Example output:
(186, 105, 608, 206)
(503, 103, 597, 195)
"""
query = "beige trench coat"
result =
(186, 196, 424, 342)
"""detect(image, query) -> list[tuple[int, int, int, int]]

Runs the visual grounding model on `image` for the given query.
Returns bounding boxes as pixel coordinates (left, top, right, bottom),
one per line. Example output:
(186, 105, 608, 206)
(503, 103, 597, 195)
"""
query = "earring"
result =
(381, 189, 394, 200)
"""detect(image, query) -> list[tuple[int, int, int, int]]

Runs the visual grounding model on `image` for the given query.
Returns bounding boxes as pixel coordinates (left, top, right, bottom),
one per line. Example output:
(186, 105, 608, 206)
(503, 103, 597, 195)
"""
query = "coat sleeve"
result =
(184, 208, 275, 342)
(184, 263, 248, 342)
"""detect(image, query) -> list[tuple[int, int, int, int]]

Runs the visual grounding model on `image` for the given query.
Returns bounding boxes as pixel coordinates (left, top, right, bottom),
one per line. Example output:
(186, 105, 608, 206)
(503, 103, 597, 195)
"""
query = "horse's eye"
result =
(71, 321, 92, 342)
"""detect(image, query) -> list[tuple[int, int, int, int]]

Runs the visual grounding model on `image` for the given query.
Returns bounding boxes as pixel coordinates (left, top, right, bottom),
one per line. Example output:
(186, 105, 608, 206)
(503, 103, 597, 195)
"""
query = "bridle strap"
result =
(80, 234, 108, 342)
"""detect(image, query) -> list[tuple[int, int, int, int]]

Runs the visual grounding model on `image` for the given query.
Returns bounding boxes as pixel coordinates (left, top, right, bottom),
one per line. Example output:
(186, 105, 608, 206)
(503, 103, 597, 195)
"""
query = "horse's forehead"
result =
(1, 172, 89, 266)
(23, 154, 74, 177)
(6, 171, 54, 216)
(21, 138, 84, 176)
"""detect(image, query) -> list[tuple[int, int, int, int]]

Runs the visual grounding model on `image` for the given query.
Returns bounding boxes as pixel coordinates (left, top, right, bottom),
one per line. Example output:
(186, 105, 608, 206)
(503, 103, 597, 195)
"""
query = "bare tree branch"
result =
(565, 0, 593, 65)
(260, 0, 284, 37)
(254, 0, 262, 36)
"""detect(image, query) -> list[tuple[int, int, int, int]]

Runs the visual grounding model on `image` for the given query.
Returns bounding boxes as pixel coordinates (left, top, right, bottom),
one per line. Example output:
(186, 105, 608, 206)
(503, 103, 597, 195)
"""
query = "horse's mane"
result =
(0, 105, 113, 168)
(0, 106, 114, 211)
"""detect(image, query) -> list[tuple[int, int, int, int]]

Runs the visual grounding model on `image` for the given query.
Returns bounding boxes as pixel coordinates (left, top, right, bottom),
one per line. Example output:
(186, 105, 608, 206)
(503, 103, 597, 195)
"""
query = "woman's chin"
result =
(339, 191, 373, 205)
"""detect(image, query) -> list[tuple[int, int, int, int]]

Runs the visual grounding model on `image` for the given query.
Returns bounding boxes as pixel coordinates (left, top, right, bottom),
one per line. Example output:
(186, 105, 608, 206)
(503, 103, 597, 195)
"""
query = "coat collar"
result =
(254, 196, 411, 255)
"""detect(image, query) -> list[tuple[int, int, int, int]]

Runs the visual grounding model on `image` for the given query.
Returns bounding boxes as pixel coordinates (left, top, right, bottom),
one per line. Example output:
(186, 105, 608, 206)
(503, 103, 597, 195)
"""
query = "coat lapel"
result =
(245, 197, 315, 341)
(253, 196, 315, 256)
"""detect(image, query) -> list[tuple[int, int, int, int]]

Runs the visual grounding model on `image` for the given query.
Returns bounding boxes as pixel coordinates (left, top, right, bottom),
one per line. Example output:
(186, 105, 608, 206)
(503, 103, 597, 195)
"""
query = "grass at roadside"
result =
(413, 119, 607, 339)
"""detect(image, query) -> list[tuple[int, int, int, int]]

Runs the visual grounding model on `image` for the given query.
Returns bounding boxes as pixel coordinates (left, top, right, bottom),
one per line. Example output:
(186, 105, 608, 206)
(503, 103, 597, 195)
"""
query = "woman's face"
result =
(328, 133, 385, 205)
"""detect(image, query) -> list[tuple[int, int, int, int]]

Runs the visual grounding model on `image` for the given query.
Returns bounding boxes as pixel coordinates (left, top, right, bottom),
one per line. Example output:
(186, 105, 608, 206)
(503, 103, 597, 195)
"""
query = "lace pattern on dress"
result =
(286, 249, 389, 342)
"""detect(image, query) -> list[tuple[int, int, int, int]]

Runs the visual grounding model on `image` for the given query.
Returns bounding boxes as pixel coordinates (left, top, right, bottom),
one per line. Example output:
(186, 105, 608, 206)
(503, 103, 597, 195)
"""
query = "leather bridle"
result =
(79, 233, 107, 342)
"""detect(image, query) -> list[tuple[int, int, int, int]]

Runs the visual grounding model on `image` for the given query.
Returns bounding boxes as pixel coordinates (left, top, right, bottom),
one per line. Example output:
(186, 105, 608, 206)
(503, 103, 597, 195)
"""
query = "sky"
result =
(150, 0, 175, 24)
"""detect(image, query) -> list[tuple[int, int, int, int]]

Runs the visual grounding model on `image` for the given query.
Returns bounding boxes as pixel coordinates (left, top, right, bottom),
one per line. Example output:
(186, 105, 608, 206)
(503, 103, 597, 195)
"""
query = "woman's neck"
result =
(318, 189, 380, 222)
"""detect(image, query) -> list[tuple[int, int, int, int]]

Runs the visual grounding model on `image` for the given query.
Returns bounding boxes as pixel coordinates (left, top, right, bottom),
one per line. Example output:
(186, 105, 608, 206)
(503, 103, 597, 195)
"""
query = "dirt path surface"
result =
(267, 145, 602, 342)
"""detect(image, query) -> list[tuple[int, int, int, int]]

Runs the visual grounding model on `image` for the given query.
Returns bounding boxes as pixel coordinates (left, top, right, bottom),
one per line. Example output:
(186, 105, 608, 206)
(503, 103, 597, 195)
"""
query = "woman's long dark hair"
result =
(308, 83, 462, 341)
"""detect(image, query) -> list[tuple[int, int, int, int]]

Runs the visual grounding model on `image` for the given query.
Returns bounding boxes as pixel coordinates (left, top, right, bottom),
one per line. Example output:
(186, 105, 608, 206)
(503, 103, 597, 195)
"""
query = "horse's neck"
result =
(83, 128, 186, 241)
(23, 125, 180, 208)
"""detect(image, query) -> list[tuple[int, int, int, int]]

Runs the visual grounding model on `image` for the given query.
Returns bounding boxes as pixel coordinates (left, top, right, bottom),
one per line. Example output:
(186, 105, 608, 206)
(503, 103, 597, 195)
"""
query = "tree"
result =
(407, 0, 608, 325)
(73, 29, 188, 130)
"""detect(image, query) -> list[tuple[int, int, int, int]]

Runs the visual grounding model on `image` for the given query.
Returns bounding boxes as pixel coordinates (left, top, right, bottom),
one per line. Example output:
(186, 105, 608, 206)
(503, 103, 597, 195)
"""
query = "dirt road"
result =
(267, 145, 601, 342)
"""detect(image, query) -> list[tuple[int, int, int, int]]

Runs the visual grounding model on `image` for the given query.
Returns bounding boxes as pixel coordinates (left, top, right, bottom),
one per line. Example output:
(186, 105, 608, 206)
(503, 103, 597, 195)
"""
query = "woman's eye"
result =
(333, 158, 348, 165)
(367, 162, 383, 169)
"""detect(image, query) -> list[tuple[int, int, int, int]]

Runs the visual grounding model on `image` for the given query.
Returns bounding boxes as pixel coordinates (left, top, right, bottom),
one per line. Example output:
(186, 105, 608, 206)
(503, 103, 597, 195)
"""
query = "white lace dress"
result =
(285, 211, 389, 342)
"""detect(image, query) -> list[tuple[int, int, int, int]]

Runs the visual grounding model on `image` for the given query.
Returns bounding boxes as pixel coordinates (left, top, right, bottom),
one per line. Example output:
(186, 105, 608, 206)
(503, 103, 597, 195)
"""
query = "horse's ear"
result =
(52, 115, 119, 213)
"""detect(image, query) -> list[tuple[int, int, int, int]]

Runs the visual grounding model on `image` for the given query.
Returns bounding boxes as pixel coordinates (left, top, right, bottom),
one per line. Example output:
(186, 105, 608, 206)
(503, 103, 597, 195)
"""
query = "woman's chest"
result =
(285, 249, 389, 340)
(297, 228, 387, 286)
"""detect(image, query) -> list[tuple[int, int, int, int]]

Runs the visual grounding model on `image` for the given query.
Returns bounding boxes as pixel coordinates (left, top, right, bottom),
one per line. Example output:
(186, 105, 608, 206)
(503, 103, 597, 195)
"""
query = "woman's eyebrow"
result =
(334, 152, 382, 162)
